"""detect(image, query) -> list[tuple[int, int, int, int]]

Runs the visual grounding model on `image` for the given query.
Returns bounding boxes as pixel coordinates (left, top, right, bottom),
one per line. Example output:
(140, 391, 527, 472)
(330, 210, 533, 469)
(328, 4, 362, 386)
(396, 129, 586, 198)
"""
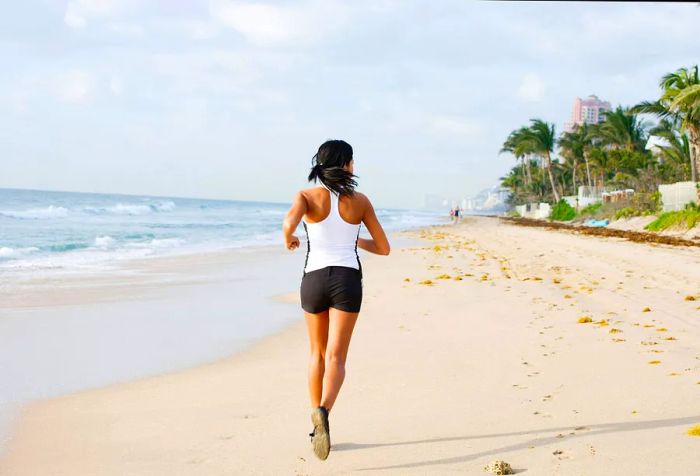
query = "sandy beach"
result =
(1, 216, 699, 475)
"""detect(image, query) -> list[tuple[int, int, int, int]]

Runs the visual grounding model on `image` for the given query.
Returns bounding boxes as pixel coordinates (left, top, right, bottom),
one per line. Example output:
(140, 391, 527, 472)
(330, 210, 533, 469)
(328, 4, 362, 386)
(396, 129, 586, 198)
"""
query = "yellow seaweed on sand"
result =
(577, 316, 593, 324)
(687, 425, 700, 436)
(419, 279, 433, 286)
(609, 328, 622, 334)
(656, 328, 668, 332)
(642, 307, 651, 312)
(403, 278, 411, 282)
(648, 360, 661, 365)
(684, 295, 696, 301)
(435, 274, 451, 279)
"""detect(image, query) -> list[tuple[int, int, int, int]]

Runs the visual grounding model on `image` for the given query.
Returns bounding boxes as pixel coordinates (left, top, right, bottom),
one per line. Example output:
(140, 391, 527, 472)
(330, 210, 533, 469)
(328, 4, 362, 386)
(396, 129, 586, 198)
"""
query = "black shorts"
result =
(300, 266, 363, 314)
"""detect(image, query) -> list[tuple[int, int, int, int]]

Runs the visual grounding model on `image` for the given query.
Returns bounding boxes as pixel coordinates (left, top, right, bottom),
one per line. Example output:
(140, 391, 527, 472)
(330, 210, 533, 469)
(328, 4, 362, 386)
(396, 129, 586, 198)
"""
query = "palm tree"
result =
(501, 127, 535, 185)
(596, 106, 649, 152)
(522, 119, 560, 202)
(651, 119, 692, 181)
(632, 65, 700, 181)
(558, 128, 586, 195)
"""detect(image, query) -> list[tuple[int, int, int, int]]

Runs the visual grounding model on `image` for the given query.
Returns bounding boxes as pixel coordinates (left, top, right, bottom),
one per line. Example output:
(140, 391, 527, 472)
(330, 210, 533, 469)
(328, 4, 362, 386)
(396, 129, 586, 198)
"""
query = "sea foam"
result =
(0, 206, 69, 220)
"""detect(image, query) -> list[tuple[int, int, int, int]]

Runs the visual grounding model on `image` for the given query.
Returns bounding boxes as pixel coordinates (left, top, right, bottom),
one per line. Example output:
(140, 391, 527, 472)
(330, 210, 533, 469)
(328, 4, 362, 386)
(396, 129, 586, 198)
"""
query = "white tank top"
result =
(303, 185, 362, 274)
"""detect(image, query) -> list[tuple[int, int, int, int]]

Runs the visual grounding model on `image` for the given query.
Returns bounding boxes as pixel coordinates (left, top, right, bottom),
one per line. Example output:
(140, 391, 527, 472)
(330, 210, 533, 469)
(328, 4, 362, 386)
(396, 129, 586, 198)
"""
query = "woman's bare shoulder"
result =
(299, 186, 324, 197)
(353, 192, 371, 205)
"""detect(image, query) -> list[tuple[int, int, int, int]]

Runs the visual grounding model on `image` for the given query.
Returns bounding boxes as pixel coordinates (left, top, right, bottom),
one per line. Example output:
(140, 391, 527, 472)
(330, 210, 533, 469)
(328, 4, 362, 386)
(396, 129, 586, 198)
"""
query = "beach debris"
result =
(453, 276, 463, 281)
(643, 324, 654, 328)
(595, 319, 609, 327)
(479, 274, 489, 281)
(642, 307, 652, 312)
(632, 410, 638, 414)
(403, 278, 411, 282)
(687, 425, 700, 437)
(664, 336, 677, 341)
(552, 278, 561, 284)
(684, 295, 696, 301)
(483, 460, 514, 475)
(612, 338, 626, 342)
(552, 449, 563, 455)
(435, 274, 451, 279)
(502, 216, 700, 247)
(609, 328, 623, 334)
(669, 372, 680, 376)
(648, 360, 662, 365)
(577, 316, 593, 323)
(418, 279, 434, 286)
(656, 327, 668, 332)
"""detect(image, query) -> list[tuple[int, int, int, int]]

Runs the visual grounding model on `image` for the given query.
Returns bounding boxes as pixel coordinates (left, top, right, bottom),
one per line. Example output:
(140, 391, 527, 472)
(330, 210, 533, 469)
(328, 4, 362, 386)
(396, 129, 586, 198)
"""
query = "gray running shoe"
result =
(310, 406, 330, 460)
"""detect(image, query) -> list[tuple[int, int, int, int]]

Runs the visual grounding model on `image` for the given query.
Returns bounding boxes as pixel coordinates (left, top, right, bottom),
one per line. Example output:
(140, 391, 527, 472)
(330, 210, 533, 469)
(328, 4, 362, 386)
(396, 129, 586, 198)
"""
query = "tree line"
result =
(500, 65, 700, 207)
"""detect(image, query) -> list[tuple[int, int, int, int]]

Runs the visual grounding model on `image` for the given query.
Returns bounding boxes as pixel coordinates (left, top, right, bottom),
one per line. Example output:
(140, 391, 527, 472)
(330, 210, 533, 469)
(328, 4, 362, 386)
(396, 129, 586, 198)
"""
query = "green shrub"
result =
(549, 199, 576, 221)
(578, 202, 602, 216)
(615, 207, 640, 220)
(645, 202, 700, 231)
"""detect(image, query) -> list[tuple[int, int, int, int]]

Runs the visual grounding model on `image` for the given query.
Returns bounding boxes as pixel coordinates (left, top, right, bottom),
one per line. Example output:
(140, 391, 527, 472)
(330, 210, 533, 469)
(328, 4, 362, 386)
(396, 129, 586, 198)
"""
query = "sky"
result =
(1, 1, 699, 209)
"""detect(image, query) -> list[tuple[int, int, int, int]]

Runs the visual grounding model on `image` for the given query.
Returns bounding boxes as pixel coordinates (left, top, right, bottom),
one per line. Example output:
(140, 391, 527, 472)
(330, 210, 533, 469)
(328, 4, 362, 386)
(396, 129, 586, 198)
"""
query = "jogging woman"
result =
(282, 140, 390, 461)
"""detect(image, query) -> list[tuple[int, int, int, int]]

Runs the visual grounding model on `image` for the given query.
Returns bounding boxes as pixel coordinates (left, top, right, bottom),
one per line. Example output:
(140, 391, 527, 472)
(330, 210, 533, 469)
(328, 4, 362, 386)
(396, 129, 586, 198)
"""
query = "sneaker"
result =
(310, 406, 330, 460)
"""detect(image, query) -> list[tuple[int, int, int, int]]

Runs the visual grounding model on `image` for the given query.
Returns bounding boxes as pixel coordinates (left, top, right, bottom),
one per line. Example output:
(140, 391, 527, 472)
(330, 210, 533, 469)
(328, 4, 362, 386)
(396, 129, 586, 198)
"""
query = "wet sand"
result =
(1, 216, 699, 475)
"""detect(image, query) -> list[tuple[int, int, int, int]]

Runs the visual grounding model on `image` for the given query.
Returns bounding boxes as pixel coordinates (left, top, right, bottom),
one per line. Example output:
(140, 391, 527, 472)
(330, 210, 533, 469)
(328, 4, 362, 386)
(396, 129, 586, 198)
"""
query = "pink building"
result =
(564, 95, 612, 132)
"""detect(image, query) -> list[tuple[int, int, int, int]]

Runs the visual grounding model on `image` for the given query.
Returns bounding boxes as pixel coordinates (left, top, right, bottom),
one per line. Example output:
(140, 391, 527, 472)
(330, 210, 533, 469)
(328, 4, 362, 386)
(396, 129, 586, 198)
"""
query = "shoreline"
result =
(0, 230, 424, 457)
(1, 216, 699, 474)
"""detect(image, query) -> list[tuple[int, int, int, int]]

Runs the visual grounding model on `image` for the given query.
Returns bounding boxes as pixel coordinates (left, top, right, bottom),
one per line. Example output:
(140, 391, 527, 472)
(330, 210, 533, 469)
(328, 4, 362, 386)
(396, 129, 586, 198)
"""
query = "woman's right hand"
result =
(286, 235, 300, 251)
(282, 191, 307, 251)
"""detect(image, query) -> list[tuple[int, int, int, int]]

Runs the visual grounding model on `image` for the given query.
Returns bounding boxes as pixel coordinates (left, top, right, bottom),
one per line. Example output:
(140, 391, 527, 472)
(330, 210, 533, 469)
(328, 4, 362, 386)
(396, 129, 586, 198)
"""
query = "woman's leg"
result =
(320, 308, 359, 412)
(305, 310, 329, 408)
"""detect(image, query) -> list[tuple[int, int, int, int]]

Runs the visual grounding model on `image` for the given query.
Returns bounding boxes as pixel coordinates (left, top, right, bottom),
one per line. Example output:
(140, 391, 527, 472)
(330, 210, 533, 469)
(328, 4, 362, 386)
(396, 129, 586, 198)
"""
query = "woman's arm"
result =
(282, 191, 307, 250)
(357, 195, 390, 256)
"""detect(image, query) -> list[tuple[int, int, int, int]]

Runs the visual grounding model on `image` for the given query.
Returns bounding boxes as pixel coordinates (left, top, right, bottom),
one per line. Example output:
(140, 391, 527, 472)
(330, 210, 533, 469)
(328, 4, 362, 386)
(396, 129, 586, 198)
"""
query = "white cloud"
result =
(430, 115, 484, 143)
(209, 0, 348, 46)
(517, 73, 546, 102)
(64, 0, 135, 29)
(64, 9, 86, 28)
(108, 77, 124, 95)
(109, 22, 144, 36)
(187, 20, 218, 40)
(56, 70, 95, 102)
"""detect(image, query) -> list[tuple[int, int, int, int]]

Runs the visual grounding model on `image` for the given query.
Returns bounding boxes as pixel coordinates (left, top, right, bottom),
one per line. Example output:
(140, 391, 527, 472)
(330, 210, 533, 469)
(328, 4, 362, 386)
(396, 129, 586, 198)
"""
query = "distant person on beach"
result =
(454, 207, 460, 224)
(282, 139, 390, 461)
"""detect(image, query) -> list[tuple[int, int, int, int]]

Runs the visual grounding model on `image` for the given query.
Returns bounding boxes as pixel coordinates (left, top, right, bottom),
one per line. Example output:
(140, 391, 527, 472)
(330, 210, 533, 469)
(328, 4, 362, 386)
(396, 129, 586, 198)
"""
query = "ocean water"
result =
(0, 188, 440, 276)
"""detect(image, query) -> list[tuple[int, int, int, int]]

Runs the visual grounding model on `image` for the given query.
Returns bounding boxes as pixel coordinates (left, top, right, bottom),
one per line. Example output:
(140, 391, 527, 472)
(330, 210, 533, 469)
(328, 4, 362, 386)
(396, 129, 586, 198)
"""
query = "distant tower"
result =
(564, 95, 612, 132)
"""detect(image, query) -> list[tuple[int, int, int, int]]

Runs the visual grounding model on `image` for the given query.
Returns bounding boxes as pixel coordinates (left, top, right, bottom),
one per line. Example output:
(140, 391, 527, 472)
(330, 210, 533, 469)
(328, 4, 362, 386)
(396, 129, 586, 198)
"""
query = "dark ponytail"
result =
(307, 140, 357, 197)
